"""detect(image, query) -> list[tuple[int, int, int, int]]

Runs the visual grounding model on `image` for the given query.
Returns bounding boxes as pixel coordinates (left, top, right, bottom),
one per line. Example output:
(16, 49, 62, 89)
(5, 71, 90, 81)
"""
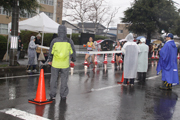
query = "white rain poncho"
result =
(28, 36, 38, 65)
(137, 38, 149, 72)
(122, 33, 140, 78)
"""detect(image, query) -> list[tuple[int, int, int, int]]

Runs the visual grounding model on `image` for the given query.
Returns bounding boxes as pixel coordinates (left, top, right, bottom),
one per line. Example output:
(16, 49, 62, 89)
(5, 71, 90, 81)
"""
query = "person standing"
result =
(157, 33, 179, 90)
(17, 30, 23, 61)
(102, 41, 110, 59)
(27, 36, 38, 73)
(48, 25, 76, 100)
(122, 33, 140, 86)
(137, 38, 149, 83)
(35, 33, 41, 59)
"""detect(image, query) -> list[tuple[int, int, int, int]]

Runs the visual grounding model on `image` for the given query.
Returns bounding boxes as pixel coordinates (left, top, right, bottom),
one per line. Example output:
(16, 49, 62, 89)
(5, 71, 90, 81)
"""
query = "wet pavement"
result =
(0, 55, 180, 120)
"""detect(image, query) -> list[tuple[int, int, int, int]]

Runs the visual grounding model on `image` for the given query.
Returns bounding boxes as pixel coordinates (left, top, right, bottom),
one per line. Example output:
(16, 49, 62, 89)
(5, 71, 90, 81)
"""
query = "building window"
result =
(0, 24, 8, 35)
(57, 17, 59, 23)
(58, 2, 60, 7)
(118, 30, 123, 33)
(40, 0, 54, 6)
(40, 11, 53, 19)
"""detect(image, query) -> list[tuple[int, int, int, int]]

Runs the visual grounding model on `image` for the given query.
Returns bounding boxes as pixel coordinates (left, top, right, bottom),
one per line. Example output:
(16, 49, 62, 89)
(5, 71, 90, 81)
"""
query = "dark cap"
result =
(165, 33, 173, 39)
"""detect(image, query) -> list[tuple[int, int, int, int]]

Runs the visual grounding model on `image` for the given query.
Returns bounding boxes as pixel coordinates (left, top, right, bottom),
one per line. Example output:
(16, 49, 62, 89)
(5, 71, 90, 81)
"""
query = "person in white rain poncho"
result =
(137, 38, 149, 83)
(122, 33, 140, 86)
(27, 36, 38, 73)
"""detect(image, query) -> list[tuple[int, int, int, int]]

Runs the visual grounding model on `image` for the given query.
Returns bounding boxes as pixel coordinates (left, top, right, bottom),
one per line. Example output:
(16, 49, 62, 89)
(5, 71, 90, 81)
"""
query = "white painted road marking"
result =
(0, 108, 50, 120)
(91, 75, 161, 91)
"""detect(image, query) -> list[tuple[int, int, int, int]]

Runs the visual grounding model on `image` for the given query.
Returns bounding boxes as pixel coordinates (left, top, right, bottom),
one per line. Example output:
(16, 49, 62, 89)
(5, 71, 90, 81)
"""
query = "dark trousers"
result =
(27, 65, 36, 70)
(138, 72, 146, 82)
(49, 67, 70, 98)
(124, 78, 134, 84)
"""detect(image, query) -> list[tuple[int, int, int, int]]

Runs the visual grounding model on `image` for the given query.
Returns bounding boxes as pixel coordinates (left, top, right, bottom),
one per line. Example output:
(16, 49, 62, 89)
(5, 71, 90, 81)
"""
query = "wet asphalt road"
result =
(0, 55, 180, 120)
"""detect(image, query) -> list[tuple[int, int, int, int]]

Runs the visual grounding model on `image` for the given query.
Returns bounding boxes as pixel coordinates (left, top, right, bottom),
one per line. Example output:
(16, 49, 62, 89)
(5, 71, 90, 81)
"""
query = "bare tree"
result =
(88, 0, 109, 34)
(104, 7, 120, 37)
(64, 0, 91, 33)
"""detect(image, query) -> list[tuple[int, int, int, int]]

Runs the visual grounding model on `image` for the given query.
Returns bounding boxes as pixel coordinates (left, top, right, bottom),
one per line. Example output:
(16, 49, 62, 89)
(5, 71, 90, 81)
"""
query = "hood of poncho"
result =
(58, 25, 67, 39)
(30, 36, 35, 42)
(125, 33, 134, 42)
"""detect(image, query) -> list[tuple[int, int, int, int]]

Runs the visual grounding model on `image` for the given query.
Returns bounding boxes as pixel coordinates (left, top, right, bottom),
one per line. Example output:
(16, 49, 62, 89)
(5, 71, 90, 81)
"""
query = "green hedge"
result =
(95, 35, 108, 41)
(0, 35, 7, 50)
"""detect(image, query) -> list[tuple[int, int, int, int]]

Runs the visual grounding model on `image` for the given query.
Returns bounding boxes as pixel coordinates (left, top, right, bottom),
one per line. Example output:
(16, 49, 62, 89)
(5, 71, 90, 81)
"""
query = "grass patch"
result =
(0, 64, 8, 67)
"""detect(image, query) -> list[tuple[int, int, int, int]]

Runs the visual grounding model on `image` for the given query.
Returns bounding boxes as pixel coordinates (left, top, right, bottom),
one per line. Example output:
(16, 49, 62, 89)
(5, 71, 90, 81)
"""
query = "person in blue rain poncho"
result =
(156, 33, 179, 90)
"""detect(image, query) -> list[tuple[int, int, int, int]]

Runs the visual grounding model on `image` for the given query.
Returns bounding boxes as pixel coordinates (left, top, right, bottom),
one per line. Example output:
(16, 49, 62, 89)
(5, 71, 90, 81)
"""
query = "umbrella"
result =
(136, 36, 145, 40)
(153, 40, 162, 44)
(95, 40, 104, 44)
(119, 39, 127, 42)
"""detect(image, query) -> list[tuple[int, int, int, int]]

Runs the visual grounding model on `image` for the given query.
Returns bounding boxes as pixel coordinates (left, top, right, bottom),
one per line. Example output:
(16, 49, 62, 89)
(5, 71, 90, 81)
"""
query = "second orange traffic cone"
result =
(111, 53, 115, 63)
(151, 52, 155, 59)
(28, 69, 53, 105)
(94, 54, 98, 65)
(155, 51, 159, 59)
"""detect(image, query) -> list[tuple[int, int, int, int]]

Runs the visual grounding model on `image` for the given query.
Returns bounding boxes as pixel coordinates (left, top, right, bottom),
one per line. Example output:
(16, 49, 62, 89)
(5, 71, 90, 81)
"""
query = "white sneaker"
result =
(122, 83, 127, 86)
(26, 70, 31, 73)
(33, 69, 37, 73)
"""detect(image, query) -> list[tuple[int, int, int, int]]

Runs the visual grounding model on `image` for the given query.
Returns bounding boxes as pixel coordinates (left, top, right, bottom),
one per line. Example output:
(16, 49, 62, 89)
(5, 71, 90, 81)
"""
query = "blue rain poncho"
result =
(156, 40, 179, 84)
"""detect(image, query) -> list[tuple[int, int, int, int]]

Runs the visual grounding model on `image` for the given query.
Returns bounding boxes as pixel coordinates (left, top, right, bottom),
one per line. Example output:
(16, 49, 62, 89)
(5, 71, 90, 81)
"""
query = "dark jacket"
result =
(35, 37, 41, 45)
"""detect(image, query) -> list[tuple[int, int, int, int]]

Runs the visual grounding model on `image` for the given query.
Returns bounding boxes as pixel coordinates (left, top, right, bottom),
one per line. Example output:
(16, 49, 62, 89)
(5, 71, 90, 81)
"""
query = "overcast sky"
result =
(63, 0, 180, 28)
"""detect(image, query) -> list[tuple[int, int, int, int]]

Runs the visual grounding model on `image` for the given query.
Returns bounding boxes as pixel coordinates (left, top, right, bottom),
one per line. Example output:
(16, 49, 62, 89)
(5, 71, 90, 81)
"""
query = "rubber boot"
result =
(159, 81, 170, 90)
(123, 79, 128, 86)
(168, 83, 172, 90)
(130, 79, 134, 86)
(142, 72, 146, 82)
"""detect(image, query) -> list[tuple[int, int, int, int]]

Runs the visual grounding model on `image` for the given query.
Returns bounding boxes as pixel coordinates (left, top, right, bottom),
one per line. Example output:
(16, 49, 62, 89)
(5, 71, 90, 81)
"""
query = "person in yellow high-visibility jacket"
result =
(47, 25, 76, 101)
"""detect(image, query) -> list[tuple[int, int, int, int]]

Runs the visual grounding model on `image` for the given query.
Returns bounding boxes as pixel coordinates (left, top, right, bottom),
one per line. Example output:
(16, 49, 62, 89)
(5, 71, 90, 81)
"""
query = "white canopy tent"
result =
(8, 12, 72, 45)
(6, 12, 72, 61)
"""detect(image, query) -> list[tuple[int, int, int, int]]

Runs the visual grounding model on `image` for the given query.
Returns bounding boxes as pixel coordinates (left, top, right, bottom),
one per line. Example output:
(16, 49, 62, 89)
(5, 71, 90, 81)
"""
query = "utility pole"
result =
(9, 0, 19, 66)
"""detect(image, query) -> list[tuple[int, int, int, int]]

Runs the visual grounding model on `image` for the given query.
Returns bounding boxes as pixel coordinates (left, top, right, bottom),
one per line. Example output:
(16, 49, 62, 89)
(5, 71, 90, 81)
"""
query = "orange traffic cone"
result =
(94, 54, 98, 65)
(151, 52, 154, 59)
(155, 51, 159, 59)
(177, 53, 180, 59)
(103, 54, 108, 64)
(117, 72, 124, 84)
(111, 53, 115, 63)
(28, 69, 53, 105)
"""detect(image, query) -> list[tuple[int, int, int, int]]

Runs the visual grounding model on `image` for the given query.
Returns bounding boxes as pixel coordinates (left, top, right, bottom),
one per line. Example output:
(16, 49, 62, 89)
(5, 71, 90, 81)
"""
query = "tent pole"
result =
(70, 34, 72, 39)
(6, 33, 10, 61)
(41, 31, 44, 46)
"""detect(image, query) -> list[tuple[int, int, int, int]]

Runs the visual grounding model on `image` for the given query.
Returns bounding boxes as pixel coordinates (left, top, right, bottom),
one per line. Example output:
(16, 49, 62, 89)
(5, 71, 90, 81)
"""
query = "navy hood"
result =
(58, 25, 67, 39)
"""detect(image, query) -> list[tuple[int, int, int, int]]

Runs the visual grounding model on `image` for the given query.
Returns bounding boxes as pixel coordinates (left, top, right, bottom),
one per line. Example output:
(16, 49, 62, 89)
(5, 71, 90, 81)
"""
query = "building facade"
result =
(117, 23, 130, 40)
(0, 0, 63, 35)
